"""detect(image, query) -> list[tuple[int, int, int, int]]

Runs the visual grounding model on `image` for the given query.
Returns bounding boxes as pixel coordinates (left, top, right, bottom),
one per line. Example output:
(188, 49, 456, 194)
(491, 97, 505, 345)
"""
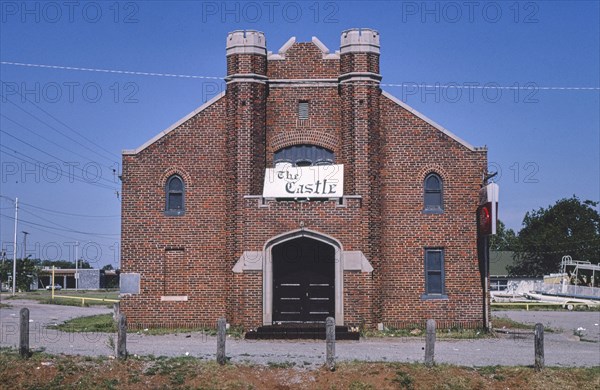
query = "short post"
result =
(325, 316, 336, 371)
(216, 317, 226, 365)
(113, 302, 120, 322)
(534, 323, 544, 370)
(19, 308, 30, 358)
(117, 313, 127, 359)
(425, 319, 436, 367)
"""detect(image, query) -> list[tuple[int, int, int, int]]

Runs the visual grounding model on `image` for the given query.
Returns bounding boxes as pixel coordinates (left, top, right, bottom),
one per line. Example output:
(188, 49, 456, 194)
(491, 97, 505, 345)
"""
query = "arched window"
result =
(424, 173, 443, 212)
(274, 145, 334, 167)
(165, 175, 185, 216)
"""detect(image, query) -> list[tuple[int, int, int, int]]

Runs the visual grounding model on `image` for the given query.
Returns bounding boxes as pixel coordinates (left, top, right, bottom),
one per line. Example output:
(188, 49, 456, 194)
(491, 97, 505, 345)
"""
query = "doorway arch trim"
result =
(263, 229, 344, 326)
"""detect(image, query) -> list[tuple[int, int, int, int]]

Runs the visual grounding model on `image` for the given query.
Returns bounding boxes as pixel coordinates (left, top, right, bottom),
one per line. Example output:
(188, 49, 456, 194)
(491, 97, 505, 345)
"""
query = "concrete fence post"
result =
(326, 316, 336, 371)
(425, 319, 436, 367)
(19, 308, 30, 358)
(217, 317, 227, 365)
(117, 314, 127, 359)
(534, 323, 544, 371)
(113, 302, 120, 322)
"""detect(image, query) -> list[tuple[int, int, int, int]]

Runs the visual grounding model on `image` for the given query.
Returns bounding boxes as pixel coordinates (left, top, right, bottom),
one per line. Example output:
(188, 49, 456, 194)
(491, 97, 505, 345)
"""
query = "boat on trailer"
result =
(490, 256, 600, 308)
(527, 255, 600, 307)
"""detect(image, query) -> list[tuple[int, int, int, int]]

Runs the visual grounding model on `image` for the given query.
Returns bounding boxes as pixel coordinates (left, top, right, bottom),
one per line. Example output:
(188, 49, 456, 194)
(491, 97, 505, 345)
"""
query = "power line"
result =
(0, 80, 120, 159)
(0, 213, 119, 237)
(18, 207, 119, 238)
(1, 114, 117, 171)
(0, 91, 119, 165)
(2, 61, 599, 91)
(0, 145, 118, 191)
(19, 201, 119, 218)
(0, 196, 119, 248)
(0, 195, 119, 218)
(0, 219, 119, 254)
(0, 129, 119, 187)
(0, 61, 222, 80)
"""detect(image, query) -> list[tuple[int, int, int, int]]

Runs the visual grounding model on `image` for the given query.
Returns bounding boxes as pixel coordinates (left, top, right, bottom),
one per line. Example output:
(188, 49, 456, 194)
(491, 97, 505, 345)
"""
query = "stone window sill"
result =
(164, 210, 185, 217)
(423, 209, 444, 214)
(421, 294, 448, 300)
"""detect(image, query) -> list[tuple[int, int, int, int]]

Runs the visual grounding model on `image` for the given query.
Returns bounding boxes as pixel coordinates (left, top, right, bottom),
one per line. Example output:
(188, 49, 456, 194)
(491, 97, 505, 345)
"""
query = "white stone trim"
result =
(262, 229, 344, 326)
(267, 36, 296, 60)
(232, 251, 264, 273)
(382, 90, 481, 152)
(233, 249, 372, 273)
(340, 44, 380, 54)
(160, 296, 188, 302)
(269, 78, 338, 88)
(339, 71, 382, 84)
(269, 83, 338, 88)
(311, 36, 341, 59)
(340, 28, 380, 54)
(226, 46, 267, 56)
(122, 92, 225, 155)
(226, 30, 266, 56)
(343, 251, 374, 272)
(225, 78, 267, 85)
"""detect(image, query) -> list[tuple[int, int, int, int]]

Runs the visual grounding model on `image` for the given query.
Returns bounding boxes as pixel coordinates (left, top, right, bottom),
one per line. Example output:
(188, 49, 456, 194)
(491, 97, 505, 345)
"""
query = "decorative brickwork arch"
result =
(262, 229, 344, 326)
(159, 167, 192, 187)
(269, 131, 339, 157)
(418, 165, 448, 183)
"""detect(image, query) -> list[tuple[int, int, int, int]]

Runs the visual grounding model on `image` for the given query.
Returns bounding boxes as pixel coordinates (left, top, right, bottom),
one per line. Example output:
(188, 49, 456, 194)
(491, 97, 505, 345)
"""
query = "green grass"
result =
(49, 314, 116, 333)
(267, 361, 296, 369)
(140, 325, 244, 338)
(490, 316, 535, 330)
(7, 289, 119, 308)
(361, 315, 554, 339)
(361, 326, 489, 340)
(50, 314, 246, 338)
(491, 316, 556, 332)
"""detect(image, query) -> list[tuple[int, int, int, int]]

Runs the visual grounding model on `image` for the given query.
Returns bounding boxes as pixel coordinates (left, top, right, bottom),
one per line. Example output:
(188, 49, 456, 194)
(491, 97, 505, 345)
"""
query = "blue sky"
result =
(0, 0, 598, 268)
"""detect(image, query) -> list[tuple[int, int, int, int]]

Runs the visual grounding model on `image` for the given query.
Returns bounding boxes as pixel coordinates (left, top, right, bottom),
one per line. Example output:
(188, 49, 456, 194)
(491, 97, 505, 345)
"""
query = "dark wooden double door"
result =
(272, 237, 335, 323)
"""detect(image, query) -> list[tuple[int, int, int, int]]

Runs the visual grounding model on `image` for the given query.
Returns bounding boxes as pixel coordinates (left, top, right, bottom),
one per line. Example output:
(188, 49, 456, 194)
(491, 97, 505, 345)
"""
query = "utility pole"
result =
(22, 231, 29, 261)
(12, 198, 18, 296)
(21, 231, 29, 292)
(75, 241, 79, 291)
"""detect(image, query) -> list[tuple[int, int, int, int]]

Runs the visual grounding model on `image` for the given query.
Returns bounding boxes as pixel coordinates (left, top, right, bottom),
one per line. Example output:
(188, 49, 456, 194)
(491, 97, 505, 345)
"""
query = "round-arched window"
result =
(424, 173, 443, 212)
(165, 175, 185, 215)
(274, 145, 334, 167)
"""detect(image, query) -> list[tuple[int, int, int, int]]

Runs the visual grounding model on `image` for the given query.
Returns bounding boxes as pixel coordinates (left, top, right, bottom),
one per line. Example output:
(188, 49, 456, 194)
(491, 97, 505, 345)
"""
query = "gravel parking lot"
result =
(1, 299, 599, 368)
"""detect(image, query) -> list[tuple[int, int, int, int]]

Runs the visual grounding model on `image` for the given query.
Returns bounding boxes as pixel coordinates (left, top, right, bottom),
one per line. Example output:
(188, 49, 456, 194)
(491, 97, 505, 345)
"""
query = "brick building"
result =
(120, 29, 488, 331)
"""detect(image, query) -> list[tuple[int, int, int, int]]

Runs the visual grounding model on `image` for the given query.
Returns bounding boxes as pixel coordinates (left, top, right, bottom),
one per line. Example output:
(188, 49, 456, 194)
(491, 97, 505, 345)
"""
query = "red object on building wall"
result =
(478, 183, 499, 236)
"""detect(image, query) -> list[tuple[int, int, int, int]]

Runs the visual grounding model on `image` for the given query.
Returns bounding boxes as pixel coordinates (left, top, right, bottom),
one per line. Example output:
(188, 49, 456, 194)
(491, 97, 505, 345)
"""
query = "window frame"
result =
(165, 174, 185, 216)
(298, 100, 309, 120)
(422, 248, 448, 300)
(273, 144, 334, 167)
(423, 173, 443, 213)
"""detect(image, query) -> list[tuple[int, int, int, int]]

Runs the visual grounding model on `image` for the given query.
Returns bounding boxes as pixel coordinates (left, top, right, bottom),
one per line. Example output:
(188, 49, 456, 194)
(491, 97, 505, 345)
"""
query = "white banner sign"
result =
(263, 164, 344, 198)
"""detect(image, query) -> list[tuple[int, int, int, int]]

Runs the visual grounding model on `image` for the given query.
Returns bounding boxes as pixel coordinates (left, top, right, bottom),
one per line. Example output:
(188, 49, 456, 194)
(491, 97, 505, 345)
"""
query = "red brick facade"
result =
(120, 29, 488, 331)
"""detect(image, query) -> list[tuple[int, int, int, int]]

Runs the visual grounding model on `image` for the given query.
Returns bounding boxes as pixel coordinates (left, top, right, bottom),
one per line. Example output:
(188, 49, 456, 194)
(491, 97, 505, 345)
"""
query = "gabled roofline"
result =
(122, 91, 226, 155)
(382, 90, 486, 152)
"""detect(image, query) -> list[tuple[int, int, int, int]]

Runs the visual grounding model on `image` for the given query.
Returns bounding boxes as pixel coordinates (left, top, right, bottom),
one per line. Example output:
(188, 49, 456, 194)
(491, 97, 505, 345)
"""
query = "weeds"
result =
(392, 370, 415, 389)
(49, 314, 116, 333)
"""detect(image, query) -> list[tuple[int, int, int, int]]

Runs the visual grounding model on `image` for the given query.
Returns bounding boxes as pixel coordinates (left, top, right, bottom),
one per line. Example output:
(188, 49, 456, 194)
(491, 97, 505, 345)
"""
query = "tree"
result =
(0, 257, 39, 292)
(489, 220, 518, 251)
(101, 264, 114, 271)
(40, 260, 92, 269)
(508, 196, 600, 277)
